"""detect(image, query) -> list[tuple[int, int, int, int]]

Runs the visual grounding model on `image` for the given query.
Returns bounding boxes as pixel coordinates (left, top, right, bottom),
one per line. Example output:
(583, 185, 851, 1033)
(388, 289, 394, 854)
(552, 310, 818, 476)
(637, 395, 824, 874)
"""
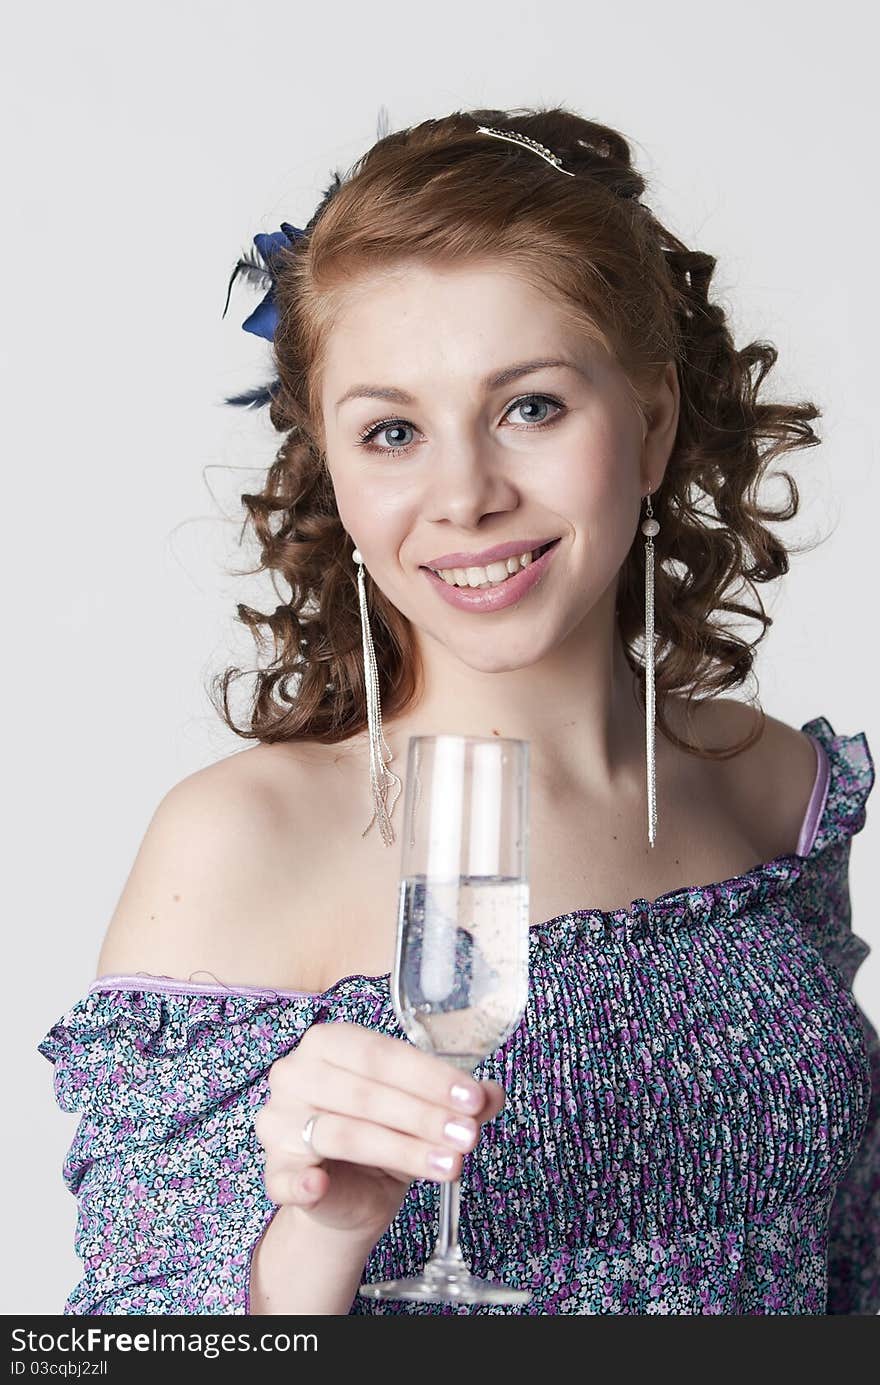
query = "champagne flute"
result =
(358, 734, 531, 1305)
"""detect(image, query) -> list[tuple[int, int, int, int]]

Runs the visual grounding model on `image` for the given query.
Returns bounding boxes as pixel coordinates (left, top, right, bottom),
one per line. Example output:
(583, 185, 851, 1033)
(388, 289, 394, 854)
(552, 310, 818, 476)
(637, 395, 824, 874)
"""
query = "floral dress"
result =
(38, 715, 878, 1314)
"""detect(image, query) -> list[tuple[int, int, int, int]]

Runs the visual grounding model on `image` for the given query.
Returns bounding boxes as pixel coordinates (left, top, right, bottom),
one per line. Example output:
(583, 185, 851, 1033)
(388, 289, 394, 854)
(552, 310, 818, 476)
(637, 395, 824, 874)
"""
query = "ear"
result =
(641, 360, 680, 494)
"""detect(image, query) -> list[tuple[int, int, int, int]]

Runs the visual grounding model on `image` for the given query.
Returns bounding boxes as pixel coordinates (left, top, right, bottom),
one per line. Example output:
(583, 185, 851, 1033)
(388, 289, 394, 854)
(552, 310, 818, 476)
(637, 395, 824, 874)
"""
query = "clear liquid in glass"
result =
(393, 873, 530, 1069)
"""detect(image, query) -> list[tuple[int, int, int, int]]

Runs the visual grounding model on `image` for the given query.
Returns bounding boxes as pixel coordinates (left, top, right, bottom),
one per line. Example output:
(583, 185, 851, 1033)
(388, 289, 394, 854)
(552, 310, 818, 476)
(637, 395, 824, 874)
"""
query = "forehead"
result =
(320, 261, 587, 397)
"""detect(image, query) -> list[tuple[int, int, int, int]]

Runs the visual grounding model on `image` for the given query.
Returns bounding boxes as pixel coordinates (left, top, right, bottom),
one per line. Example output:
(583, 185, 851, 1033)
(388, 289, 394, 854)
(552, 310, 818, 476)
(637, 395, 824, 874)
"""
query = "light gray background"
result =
(4, 0, 877, 1316)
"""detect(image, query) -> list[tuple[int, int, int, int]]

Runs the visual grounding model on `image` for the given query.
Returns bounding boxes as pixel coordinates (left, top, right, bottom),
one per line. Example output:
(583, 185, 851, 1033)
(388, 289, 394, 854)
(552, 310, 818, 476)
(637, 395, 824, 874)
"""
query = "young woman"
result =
(39, 107, 877, 1315)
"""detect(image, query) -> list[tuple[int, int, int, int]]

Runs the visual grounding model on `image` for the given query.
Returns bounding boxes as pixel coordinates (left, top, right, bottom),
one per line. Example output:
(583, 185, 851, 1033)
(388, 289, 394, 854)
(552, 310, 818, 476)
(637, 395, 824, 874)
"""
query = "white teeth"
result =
(485, 560, 512, 582)
(434, 547, 541, 587)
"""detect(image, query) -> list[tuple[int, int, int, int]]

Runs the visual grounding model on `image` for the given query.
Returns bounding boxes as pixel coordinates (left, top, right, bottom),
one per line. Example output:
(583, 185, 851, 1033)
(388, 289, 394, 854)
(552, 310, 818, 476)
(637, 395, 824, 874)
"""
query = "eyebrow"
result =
(334, 357, 585, 414)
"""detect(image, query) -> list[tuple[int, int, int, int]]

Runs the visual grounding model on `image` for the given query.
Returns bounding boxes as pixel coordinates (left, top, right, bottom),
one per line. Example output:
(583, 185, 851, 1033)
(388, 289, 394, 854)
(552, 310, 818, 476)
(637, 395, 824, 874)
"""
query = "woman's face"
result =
(319, 260, 675, 674)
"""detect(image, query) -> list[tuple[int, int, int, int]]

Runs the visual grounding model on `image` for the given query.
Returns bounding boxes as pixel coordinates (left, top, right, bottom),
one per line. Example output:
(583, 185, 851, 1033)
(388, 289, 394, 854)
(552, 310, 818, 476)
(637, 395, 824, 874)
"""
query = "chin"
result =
(446, 639, 554, 676)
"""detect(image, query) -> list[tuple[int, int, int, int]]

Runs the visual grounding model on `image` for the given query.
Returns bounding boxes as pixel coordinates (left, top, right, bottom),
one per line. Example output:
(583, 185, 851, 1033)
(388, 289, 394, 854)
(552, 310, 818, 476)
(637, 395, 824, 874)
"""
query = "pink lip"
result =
(421, 536, 560, 569)
(422, 538, 562, 612)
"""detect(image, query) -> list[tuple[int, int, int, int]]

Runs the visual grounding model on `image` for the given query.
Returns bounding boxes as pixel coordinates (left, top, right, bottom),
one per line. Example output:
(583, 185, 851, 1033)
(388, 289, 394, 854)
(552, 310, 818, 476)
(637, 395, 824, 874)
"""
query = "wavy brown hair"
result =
(210, 105, 823, 760)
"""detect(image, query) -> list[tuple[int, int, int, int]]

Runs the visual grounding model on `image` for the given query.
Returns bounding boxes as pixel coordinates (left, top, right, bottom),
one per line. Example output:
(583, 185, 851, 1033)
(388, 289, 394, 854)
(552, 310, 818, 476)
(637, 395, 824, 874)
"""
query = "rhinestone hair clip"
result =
(474, 124, 576, 177)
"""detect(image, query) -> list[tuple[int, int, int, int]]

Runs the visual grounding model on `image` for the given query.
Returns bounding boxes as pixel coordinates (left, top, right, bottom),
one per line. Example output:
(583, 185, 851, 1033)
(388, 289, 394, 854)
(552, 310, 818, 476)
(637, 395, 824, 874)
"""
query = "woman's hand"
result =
(255, 1021, 506, 1244)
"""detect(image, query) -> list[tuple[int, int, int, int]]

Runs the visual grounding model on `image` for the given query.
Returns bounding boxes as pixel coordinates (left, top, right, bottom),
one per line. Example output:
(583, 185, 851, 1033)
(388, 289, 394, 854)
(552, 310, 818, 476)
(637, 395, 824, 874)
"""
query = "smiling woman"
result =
(38, 106, 878, 1318)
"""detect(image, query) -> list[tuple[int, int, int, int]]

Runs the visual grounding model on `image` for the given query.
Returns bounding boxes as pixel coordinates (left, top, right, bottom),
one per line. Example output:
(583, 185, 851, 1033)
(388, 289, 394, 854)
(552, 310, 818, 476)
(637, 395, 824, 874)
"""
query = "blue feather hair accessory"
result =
(220, 161, 345, 410)
(220, 221, 306, 409)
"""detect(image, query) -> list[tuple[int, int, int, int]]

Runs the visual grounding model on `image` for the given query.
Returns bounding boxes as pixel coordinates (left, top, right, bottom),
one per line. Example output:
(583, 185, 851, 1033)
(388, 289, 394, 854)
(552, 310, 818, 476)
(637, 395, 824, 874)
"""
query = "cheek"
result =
(333, 479, 415, 559)
(558, 459, 640, 583)
(570, 414, 641, 524)
(554, 403, 641, 498)
(560, 459, 633, 529)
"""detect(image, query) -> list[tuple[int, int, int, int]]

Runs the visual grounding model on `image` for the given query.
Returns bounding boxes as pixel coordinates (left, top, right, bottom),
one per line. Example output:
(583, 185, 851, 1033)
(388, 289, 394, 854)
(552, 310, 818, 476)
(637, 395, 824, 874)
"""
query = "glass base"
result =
(358, 1250, 531, 1305)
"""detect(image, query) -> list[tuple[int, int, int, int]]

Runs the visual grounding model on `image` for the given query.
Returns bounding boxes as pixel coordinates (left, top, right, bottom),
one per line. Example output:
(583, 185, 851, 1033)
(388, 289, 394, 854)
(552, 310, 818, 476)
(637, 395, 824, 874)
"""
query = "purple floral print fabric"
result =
(38, 715, 878, 1315)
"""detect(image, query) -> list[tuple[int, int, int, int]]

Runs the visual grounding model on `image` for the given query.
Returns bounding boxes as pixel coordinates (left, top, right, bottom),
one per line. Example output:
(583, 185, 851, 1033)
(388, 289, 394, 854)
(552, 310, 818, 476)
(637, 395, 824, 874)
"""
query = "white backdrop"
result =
(4, 0, 877, 1316)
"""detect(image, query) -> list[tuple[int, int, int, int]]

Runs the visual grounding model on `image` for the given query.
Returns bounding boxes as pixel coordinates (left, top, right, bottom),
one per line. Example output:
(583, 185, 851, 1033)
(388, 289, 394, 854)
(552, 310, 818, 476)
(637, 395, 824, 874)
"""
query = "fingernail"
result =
(449, 1082, 481, 1112)
(427, 1150, 455, 1173)
(443, 1118, 477, 1150)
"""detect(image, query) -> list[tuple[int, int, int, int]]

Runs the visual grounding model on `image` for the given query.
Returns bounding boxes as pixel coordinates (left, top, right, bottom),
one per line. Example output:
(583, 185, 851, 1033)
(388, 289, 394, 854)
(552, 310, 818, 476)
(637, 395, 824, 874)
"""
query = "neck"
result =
(369, 580, 651, 799)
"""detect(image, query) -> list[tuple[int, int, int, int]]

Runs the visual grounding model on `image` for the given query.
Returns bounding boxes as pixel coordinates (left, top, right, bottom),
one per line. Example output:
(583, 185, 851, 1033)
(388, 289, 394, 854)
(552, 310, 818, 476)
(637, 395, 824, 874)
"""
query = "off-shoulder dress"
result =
(38, 715, 878, 1314)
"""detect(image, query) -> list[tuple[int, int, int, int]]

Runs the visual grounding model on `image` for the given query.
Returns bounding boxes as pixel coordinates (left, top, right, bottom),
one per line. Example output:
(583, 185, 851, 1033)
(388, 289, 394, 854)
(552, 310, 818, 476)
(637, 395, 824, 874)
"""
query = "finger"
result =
(255, 1103, 328, 1172)
(307, 1023, 488, 1114)
(291, 1108, 467, 1183)
(297, 1165, 327, 1201)
(279, 1165, 327, 1205)
(264, 1154, 329, 1207)
(479, 1079, 507, 1122)
(293, 1060, 482, 1159)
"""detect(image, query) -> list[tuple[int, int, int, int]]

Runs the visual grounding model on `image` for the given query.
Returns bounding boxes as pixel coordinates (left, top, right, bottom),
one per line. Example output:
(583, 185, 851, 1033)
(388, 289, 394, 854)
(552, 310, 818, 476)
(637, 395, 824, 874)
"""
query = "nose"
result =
(421, 440, 520, 530)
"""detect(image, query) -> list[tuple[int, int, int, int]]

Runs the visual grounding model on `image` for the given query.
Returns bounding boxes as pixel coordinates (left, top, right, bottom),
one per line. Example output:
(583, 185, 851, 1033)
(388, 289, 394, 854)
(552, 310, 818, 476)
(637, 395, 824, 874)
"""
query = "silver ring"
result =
(301, 1113, 319, 1152)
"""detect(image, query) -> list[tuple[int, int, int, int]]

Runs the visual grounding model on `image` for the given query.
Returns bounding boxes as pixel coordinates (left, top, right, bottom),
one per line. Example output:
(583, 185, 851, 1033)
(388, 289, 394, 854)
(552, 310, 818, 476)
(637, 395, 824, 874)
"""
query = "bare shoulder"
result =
(687, 697, 820, 859)
(94, 742, 323, 983)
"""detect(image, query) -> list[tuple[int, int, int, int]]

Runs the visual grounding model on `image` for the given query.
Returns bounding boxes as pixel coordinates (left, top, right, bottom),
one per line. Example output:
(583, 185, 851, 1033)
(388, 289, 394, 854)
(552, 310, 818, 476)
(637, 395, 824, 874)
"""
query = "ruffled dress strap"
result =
(796, 716, 878, 1313)
(796, 717, 875, 978)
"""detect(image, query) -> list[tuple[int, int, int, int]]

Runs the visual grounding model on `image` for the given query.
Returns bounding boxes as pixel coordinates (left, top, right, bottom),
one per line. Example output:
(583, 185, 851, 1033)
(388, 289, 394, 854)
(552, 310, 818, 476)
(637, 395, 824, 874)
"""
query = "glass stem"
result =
(435, 1175, 464, 1261)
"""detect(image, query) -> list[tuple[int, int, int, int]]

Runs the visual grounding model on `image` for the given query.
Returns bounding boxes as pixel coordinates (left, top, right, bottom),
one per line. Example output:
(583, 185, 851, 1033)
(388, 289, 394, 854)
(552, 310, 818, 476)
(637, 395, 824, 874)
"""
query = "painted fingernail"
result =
(443, 1118, 476, 1149)
(449, 1082, 481, 1112)
(427, 1150, 455, 1173)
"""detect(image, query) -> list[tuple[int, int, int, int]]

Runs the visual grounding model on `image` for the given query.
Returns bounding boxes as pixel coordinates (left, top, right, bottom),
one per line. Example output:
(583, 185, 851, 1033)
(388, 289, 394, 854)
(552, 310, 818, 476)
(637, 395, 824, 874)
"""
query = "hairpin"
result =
(474, 124, 576, 177)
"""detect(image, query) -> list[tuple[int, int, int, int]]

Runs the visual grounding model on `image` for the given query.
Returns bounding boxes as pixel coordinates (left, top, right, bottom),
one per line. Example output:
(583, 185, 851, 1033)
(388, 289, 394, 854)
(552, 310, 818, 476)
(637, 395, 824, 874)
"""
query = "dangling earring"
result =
(641, 490, 660, 848)
(352, 545, 402, 846)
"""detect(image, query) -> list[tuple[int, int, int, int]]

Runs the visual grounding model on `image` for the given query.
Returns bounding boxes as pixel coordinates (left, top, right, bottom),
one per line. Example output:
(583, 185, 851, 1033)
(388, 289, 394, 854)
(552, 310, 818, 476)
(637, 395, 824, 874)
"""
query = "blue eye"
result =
(355, 393, 566, 458)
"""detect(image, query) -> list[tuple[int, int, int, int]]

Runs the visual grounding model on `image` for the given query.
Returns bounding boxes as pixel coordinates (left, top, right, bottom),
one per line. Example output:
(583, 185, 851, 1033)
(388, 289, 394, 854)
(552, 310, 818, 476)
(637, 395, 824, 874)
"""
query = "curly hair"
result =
(210, 104, 823, 761)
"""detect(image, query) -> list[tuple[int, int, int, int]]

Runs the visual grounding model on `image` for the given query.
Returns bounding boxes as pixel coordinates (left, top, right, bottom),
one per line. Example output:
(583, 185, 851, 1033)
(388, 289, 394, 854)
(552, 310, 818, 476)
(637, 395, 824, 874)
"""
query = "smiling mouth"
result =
(423, 540, 557, 586)
(419, 537, 562, 612)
